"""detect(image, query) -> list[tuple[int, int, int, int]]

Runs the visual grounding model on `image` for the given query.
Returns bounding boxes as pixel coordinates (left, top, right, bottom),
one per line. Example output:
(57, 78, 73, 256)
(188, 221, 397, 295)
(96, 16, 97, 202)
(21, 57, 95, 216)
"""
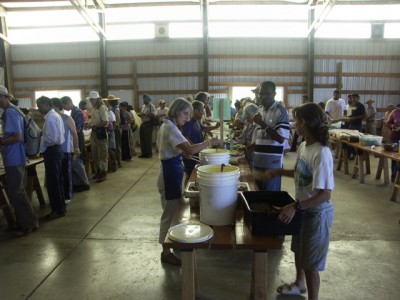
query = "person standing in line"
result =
(251, 81, 290, 191)
(325, 90, 347, 129)
(344, 93, 366, 160)
(61, 96, 90, 193)
(0, 86, 38, 234)
(365, 99, 376, 135)
(52, 98, 80, 204)
(128, 104, 141, 156)
(256, 102, 334, 300)
(181, 100, 220, 185)
(88, 91, 109, 182)
(105, 96, 123, 168)
(119, 101, 133, 161)
(382, 103, 395, 142)
(79, 100, 89, 127)
(157, 98, 221, 266)
(105, 101, 118, 172)
(386, 106, 400, 183)
(237, 103, 259, 170)
(37, 96, 66, 220)
(155, 100, 169, 153)
(138, 93, 156, 158)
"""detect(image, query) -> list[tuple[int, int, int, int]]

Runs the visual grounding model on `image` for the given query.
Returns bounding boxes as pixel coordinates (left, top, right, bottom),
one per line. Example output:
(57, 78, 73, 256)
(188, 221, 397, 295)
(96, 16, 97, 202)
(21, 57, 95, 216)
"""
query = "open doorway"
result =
(231, 86, 284, 104)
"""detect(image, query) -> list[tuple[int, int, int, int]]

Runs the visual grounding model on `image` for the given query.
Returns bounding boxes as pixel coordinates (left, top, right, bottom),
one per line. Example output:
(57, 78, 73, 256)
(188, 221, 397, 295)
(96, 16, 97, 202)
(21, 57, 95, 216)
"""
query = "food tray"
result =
(359, 135, 383, 146)
(241, 191, 302, 236)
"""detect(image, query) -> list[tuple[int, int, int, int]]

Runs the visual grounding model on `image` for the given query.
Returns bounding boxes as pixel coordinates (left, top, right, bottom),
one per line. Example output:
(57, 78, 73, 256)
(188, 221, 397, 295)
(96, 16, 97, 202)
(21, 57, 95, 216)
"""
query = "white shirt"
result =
(108, 110, 116, 123)
(325, 98, 346, 120)
(40, 108, 65, 153)
(295, 142, 334, 208)
(157, 119, 187, 160)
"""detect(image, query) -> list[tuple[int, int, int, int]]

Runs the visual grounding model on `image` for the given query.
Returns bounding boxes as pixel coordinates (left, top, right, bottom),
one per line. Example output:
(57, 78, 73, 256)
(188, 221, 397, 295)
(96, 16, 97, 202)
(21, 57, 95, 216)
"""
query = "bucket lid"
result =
(167, 222, 214, 243)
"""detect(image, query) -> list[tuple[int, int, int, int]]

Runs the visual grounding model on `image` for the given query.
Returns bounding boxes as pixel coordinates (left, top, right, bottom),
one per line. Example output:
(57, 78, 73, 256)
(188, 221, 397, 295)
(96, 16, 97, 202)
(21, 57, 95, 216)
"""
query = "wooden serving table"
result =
(0, 157, 45, 227)
(164, 159, 284, 300)
(331, 135, 400, 201)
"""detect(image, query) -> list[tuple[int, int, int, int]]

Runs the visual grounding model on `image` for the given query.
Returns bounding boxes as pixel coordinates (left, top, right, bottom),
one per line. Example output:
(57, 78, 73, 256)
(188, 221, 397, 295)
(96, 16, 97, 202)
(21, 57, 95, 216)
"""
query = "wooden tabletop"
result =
(163, 158, 284, 251)
(331, 136, 400, 162)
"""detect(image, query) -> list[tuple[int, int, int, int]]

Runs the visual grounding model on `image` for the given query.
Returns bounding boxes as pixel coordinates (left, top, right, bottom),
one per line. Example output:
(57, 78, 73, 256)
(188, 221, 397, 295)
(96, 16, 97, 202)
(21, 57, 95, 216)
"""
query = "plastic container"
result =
(198, 180, 238, 226)
(196, 164, 240, 226)
(359, 135, 383, 146)
(199, 149, 230, 165)
(241, 191, 302, 236)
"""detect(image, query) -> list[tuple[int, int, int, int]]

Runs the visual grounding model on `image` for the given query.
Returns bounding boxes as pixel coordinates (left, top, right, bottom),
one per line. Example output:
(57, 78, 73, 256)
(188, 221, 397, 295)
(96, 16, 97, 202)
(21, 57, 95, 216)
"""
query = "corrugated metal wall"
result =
(9, 38, 400, 110)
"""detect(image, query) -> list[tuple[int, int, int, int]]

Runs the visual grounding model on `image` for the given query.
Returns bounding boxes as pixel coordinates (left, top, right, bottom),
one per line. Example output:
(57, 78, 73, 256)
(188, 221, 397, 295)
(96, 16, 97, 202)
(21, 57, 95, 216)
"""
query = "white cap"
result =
(89, 91, 100, 99)
(0, 85, 13, 98)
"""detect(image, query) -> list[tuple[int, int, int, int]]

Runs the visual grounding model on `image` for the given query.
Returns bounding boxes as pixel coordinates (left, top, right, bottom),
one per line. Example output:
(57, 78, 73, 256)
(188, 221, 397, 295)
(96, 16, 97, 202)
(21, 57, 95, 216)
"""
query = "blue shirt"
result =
(71, 106, 85, 132)
(182, 118, 204, 145)
(2, 106, 27, 166)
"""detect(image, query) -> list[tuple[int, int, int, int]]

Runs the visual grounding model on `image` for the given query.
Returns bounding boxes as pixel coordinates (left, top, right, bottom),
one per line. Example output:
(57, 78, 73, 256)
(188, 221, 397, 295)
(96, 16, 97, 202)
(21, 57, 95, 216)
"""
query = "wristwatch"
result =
(295, 201, 302, 211)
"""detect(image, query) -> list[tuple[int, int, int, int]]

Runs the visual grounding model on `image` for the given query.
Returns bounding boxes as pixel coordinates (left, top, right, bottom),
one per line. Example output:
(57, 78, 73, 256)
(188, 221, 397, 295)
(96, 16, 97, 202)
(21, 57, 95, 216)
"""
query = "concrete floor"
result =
(1, 149, 399, 300)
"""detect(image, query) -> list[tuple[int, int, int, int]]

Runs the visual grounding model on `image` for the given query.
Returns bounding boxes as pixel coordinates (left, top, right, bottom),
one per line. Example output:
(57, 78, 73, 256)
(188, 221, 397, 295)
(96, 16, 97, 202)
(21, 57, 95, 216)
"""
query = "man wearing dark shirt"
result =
(346, 93, 366, 160)
(347, 93, 365, 131)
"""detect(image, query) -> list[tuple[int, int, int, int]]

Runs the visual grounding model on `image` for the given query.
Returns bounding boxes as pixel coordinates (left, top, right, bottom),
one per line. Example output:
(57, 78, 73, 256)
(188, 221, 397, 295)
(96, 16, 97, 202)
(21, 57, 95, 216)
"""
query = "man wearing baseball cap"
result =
(0, 86, 39, 234)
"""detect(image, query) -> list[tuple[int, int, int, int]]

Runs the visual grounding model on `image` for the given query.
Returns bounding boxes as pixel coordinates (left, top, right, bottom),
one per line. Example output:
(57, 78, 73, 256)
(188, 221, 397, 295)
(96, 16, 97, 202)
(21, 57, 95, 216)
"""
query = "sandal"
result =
(277, 283, 306, 295)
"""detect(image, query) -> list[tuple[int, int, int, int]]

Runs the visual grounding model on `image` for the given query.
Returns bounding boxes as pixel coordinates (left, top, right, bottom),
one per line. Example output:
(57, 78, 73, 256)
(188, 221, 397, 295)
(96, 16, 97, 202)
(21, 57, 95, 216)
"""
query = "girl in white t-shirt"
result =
(255, 102, 334, 300)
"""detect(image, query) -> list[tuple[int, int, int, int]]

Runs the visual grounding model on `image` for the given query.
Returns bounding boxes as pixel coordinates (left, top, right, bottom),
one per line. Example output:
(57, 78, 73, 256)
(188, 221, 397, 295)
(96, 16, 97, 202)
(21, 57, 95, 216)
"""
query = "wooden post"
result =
(181, 250, 197, 300)
(250, 251, 267, 300)
(219, 99, 224, 145)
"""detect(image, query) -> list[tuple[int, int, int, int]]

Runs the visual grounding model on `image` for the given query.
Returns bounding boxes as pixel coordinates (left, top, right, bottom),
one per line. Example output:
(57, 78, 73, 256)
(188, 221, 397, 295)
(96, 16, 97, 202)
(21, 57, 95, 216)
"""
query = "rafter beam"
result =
(307, 0, 336, 36)
(92, 0, 105, 11)
(69, 0, 107, 39)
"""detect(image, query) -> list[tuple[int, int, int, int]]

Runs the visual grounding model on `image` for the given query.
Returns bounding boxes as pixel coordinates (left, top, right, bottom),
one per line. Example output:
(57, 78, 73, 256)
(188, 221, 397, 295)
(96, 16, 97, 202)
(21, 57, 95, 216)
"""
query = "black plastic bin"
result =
(241, 191, 302, 236)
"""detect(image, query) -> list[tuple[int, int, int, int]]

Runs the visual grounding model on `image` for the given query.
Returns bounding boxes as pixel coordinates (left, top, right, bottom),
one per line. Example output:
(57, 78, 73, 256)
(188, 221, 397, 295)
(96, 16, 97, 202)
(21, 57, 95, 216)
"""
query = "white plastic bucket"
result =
(199, 149, 230, 165)
(197, 164, 239, 175)
(198, 181, 238, 226)
(197, 174, 240, 185)
(196, 164, 240, 226)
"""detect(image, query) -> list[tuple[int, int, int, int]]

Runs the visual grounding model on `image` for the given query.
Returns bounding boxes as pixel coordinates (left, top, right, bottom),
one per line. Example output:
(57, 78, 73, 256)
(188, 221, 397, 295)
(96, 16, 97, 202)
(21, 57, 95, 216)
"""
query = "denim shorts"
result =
(291, 201, 334, 271)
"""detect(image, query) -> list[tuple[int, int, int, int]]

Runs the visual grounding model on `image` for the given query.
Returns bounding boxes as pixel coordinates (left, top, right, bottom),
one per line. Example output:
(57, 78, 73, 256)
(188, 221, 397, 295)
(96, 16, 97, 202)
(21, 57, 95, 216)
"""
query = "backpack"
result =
(9, 106, 42, 157)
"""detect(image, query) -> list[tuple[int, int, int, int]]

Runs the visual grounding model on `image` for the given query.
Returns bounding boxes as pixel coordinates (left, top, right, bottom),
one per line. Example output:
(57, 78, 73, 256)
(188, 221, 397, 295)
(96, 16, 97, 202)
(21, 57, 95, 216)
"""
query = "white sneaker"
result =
(65, 199, 71, 204)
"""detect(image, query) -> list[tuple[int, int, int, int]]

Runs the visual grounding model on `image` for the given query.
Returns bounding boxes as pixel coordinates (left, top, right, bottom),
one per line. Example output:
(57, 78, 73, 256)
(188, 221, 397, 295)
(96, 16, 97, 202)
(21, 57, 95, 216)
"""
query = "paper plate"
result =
(168, 223, 214, 243)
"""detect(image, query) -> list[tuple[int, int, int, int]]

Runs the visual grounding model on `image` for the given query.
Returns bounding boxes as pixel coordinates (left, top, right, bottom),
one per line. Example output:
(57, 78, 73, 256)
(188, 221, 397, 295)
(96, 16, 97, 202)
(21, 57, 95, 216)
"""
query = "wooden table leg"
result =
(337, 145, 343, 171)
(390, 170, 400, 202)
(365, 153, 370, 175)
(376, 157, 384, 180)
(181, 249, 197, 300)
(343, 144, 349, 175)
(26, 167, 46, 207)
(383, 158, 389, 185)
(0, 180, 15, 227)
(250, 250, 267, 300)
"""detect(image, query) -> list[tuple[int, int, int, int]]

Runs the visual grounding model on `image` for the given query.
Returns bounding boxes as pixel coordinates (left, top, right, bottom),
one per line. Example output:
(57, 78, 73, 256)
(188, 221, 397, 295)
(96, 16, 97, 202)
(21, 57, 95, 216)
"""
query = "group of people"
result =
(157, 82, 334, 300)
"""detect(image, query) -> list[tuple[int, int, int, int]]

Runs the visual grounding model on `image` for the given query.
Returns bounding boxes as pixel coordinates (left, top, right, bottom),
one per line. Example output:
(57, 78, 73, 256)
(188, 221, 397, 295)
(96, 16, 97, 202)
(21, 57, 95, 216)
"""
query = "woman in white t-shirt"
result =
(157, 98, 220, 266)
(255, 102, 334, 299)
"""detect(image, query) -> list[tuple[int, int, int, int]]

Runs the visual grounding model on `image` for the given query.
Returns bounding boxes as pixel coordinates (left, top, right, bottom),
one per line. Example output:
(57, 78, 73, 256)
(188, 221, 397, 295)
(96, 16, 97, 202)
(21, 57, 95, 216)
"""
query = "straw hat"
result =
(366, 99, 375, 104)
(103, 95, 120, 101)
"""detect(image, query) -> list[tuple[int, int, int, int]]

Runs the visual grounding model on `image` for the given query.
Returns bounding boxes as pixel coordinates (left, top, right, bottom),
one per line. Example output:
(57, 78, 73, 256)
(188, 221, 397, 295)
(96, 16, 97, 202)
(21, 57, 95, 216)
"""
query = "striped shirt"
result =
(252, 101, 290, 170)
